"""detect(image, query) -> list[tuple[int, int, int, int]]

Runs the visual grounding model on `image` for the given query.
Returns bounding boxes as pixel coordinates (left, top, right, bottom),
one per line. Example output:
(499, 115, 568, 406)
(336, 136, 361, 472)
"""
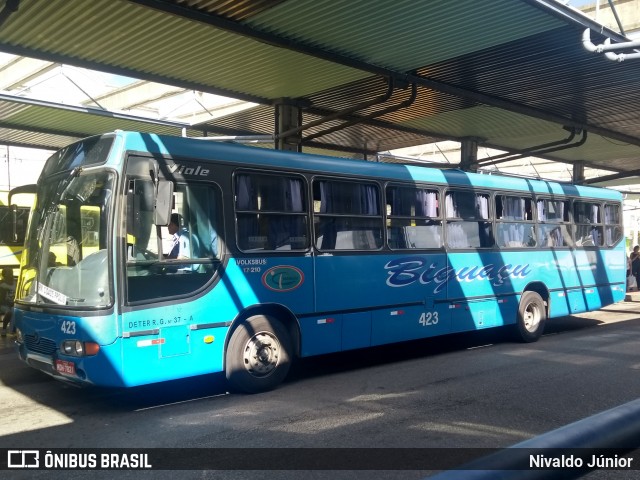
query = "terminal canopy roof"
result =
(1, 0, 640, 183)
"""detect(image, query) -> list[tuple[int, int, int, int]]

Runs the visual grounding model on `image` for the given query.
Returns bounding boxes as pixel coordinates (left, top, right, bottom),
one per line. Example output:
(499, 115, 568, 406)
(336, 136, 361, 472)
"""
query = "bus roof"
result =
(105, 131, 623, 202)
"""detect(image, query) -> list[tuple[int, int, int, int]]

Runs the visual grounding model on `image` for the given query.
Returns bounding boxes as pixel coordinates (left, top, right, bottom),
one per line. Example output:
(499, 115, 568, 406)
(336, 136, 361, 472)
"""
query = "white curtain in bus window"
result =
(445, 190, 492, 248)
(235, 173, 308, 251)
(183, 185, 222, 259)
(604, 204, 622, 246)
(496, 196, 535, 248)
(574, 201, 603, 247)
(314, 180, 382, 250)
(236, 174, 260, 249)
(386, 185, 441, 249)
(537, 199, 571, 247)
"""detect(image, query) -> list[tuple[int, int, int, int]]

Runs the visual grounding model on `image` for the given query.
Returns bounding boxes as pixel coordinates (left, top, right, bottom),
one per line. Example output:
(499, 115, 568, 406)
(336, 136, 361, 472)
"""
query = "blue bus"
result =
(13, 131, 626, 392)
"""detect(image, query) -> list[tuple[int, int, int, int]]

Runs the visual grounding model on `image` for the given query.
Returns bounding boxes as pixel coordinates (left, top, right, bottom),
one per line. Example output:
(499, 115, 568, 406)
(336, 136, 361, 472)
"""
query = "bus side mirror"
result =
(154, 180, 173, 226)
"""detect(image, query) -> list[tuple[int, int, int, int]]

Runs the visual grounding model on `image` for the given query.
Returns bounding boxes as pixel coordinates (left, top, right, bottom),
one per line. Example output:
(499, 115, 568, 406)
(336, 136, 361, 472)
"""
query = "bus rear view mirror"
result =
(154, 180, 173, 226)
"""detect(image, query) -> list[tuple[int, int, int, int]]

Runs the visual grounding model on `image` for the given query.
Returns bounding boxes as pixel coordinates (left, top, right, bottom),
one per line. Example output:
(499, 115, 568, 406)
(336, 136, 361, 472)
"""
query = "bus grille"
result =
(25, 335, 57, 356)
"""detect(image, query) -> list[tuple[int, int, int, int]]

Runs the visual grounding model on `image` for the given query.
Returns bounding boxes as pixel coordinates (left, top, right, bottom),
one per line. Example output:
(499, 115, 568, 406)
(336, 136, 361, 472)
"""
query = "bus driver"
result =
(167, 213, 191, 259)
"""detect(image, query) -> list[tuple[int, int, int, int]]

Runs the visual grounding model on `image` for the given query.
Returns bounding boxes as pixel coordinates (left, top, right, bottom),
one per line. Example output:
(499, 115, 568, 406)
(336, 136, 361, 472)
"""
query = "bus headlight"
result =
(61, 340, 100, 357)
(62, 340, 83, 356)
(15, 329, 23, 343)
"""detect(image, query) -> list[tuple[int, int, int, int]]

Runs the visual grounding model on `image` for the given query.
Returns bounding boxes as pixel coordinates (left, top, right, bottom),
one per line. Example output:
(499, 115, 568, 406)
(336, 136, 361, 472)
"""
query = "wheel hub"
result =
(524, 304, 540, 332)
(243, 332, 281, 377)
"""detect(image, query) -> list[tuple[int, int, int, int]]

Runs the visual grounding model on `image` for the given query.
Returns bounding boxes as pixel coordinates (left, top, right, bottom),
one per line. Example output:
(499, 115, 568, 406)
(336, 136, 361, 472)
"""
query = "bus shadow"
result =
(541, 315, 604, 335)
(0, 315, 607, 413)
(286, 315, 604, 384)
(103, 312, 606, 406)
(0, 354, 231, 413)
(98, 373, 231, 411)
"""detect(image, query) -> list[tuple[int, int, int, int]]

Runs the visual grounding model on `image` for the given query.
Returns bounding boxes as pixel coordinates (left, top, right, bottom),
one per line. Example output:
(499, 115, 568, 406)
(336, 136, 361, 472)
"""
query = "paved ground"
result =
(1, 299, 640, 480)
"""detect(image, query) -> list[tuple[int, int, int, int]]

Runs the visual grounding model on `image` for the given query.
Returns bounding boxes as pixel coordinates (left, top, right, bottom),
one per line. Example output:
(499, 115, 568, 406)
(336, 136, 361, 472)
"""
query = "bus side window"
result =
(537, 199, 572, 247)
(445, 190, 492, 249)
(163, 186, 222, 264)
(604, 203, 622, 246)
(386, 185, 441, 249)
(573, 201, 603, 247)
(235, 172, 308, 252)
(495, 195, 535, 248)
(313, 179, 383, 251)
(126, 181, 222, 303)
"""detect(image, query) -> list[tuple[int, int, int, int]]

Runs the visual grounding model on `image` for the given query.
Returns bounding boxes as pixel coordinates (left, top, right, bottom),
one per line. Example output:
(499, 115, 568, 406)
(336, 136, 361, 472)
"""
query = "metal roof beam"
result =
(0, 42, 271, 106)
(0, 92, 193, 129)
(0, 121, 87, 139)
(0, 139, 60, 150)
(302, 140, 378, 157)
(479, 139, 625, 176)
(582, 169, 640, 185)
(0, 57, 57, 90)
(86, 81, 185, 111)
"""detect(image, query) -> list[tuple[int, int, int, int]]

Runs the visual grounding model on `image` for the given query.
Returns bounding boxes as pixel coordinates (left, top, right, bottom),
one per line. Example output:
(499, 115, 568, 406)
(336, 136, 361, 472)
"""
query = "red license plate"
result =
(55, 360, 76, 376)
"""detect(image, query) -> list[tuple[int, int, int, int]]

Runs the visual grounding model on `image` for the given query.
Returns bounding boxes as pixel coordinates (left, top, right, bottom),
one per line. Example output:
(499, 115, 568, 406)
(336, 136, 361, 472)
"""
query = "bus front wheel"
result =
(515, 291, 546, 343)
(225, 315, 292, 393)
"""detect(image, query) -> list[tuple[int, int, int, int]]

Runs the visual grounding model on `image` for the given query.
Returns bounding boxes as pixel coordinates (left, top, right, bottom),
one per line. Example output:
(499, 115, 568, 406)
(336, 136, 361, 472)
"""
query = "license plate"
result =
(55, 360, 76, 376)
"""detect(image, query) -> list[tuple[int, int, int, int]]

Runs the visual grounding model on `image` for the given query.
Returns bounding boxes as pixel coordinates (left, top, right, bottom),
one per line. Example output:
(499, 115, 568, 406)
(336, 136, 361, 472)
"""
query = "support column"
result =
(459, 137, 480, 171)
(573, 161, 585, 183)
(274, 98, 302, 152)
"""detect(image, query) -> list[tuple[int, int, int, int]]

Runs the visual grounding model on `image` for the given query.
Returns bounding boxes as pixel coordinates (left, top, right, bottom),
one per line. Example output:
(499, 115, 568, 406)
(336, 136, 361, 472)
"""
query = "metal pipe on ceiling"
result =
(605, 50, 640, 62)
(582, 29, 640, 62)
(582, 30, 640, 52)
(582, 167, 640, 185)
(477, 128, 578, 167)
(275, 76, 395, 140)
(303, 83, 418, 142)
(0, 0, 19, 29)
(479, 130, 588, 168)
(508, 130, 588, 162)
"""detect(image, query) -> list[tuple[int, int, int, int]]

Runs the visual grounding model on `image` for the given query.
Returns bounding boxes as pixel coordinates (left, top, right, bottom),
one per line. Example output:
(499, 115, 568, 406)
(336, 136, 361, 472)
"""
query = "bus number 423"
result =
(419, 312, 439, 326)
(61, 320, 76, 335)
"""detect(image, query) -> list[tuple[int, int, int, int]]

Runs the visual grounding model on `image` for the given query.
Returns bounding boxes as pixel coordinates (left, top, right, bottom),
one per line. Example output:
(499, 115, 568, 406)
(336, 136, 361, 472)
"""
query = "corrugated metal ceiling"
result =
(0, 0, 640, 181)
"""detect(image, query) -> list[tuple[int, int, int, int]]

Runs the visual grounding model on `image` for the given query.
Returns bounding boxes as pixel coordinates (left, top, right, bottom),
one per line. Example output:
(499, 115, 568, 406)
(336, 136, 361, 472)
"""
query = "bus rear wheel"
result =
(514, 291, 546, 343)
(225, 315, 292, 393)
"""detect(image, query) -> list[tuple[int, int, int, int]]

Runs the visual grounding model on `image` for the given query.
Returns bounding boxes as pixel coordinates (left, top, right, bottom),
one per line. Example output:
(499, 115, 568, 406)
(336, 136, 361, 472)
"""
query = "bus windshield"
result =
(19, 170, 115, 308)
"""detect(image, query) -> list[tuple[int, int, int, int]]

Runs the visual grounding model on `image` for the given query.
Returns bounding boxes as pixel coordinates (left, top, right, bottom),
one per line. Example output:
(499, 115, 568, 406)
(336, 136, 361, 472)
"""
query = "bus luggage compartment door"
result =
(160, 325, 190, 357)
(449, 298, 500, 332)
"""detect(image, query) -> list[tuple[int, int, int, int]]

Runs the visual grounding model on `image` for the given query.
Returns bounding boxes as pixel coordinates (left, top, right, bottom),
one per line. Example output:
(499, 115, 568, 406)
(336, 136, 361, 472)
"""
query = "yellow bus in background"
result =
(15, 200, 102, 301)
(0, 185, 36, 277)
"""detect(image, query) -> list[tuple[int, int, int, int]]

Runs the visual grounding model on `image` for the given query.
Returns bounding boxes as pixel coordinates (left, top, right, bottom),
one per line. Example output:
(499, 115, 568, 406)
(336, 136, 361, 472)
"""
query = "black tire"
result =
(225, 315, 292, 393)
(514, 291, 546, 343)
